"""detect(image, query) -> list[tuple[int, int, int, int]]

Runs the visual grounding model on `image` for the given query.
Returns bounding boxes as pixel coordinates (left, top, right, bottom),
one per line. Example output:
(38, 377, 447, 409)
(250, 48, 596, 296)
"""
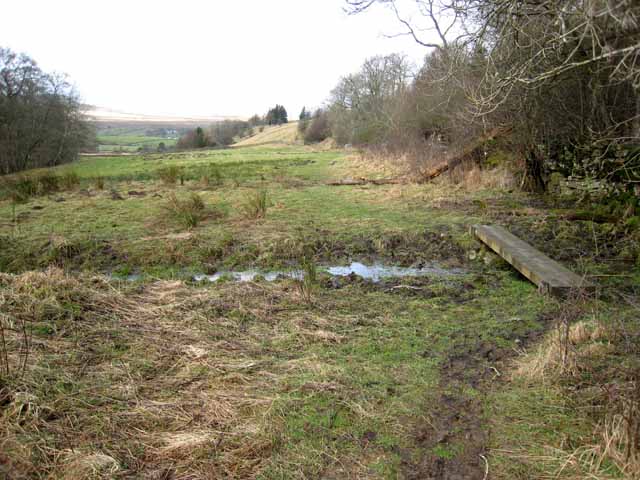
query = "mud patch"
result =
(403, 343, 492, 480)
(402, 307, 555, 479)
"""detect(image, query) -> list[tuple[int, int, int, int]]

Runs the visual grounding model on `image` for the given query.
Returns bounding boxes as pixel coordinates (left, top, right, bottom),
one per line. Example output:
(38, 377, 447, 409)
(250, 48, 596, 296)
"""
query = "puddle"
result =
(193, 270, 303, 282)
(326, 262, 462, 281)
(110, 262, 464, 284)
(194, 262, 463, 283)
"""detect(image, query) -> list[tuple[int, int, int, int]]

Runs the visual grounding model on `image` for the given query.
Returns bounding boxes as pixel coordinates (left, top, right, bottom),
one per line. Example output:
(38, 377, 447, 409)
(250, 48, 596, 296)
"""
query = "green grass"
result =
(0, 142, 637, 478)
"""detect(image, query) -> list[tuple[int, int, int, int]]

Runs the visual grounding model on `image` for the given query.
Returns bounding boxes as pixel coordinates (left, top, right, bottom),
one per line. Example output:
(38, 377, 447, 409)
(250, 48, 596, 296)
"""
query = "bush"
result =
(158, 165, 183, 185)
(241, 189, 268, 219)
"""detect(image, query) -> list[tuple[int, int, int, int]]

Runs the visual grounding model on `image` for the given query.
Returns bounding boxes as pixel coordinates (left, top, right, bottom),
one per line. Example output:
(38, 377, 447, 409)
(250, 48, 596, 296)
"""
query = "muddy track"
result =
(401, 312, 555, 479)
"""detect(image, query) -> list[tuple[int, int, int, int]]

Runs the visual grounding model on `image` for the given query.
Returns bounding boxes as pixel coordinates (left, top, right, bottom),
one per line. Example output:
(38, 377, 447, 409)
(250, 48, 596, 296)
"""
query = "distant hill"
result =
(83, 106, 244, 126)
(236, 122, 300, 146)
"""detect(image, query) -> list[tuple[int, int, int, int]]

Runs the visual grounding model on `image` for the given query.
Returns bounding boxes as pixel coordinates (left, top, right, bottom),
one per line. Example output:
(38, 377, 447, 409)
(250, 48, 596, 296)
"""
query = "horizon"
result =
(4, 0, 435, 119)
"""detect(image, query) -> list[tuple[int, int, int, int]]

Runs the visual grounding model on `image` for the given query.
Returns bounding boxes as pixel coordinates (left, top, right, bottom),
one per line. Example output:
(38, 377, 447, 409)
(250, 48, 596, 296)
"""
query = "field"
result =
(97, 133, 178, 153)
(0, 142, 638, 478)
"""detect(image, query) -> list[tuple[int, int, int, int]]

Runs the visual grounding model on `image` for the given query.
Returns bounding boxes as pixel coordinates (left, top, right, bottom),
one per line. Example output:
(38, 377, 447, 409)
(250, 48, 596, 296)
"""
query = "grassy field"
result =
(0, 143, 638, 478)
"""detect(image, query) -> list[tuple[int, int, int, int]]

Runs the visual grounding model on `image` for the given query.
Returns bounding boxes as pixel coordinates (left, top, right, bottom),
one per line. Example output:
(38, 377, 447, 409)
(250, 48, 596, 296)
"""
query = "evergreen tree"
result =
(266, 105, 289, 125)
(195, 127, 207, 148)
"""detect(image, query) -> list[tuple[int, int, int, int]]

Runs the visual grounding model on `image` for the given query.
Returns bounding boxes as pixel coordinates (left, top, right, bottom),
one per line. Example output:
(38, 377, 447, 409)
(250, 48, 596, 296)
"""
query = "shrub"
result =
(158, 165, 183, 185)
(165, 192, 206, 229)
(241, 189, 268, 219)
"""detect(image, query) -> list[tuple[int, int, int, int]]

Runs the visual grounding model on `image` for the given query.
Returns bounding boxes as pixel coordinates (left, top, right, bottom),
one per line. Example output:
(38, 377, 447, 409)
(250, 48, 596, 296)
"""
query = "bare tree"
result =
(0, 47, 93, 175)
(345, 0, 640, 188)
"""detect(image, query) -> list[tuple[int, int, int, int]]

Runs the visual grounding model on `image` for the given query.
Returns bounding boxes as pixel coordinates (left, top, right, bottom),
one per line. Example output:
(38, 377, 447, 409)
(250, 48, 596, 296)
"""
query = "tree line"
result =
(0, 47, 94, 175)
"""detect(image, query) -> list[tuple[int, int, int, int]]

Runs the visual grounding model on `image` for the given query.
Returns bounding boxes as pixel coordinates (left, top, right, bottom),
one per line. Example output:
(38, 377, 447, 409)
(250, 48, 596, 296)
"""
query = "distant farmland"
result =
(96, 133, 178, 152)
(87, 106, 245, 152)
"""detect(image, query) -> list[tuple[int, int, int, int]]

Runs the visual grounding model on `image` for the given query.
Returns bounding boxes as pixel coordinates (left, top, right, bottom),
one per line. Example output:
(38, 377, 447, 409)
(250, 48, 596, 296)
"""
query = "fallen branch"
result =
(327, 177, 404, 186)
(420, 126, 512, 183)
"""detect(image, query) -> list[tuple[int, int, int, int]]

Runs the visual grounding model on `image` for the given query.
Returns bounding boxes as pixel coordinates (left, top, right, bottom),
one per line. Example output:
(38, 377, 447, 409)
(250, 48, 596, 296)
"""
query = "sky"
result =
(3, 0, 437, 119)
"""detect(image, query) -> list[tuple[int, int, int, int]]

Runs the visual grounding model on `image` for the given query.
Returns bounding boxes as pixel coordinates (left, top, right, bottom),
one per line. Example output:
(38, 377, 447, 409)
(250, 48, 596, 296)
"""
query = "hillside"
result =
(235, 122, 300, 146)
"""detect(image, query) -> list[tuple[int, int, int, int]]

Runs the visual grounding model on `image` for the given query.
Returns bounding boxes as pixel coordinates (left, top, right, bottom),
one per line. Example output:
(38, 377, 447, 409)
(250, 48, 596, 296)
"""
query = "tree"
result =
(248, 114, 263, 126)
(195, 127, 207, 148)
(208, 120, 251, 146)
(327, 53, 413, 145)
(0, 47, 94, 174)
(299, 107, 311, 121)
(304, 109, 331, 144)
(298, 106, 312, 134)
(266, 104, 289, 125)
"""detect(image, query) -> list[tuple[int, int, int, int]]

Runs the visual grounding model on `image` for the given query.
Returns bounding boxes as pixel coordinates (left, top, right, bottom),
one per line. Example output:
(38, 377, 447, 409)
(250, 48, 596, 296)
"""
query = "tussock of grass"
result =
(199, 163, 224, 187)
(157, 165, 183, 185)
(165, 192, 207, 229)
(59, 170, 80, 190)
(295, 254, 317, 303)
(241, 189, 269, 219)
(92, 176, 105, 190)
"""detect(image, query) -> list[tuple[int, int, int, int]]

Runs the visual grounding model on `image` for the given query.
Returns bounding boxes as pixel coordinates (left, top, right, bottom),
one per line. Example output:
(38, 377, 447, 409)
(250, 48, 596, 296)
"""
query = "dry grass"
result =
(449, 165, 516, 191)
(347, 144, 516, 193)
(507, 298, 640, 479)
(0, 268, 291, 477)
(0, 266, 392, 478)
(234, 122, 300, 147)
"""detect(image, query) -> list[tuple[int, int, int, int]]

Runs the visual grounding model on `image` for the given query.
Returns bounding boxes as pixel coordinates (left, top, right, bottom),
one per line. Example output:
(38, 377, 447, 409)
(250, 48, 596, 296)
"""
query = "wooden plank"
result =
(471, 224, 591, 296)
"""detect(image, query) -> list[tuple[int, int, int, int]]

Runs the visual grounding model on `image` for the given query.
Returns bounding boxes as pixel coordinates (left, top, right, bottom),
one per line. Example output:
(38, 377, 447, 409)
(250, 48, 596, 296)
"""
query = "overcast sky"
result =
(3, 0, 435, 118)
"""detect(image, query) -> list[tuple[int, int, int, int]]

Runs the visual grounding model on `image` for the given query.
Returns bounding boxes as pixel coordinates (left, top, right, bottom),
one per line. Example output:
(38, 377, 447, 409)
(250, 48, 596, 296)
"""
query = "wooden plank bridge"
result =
(471, 224, 592, 296)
